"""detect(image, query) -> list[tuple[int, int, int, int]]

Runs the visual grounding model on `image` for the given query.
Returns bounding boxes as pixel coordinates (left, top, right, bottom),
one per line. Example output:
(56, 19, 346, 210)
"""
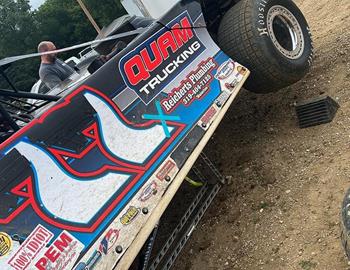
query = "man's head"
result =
(38, 41, 57, 63)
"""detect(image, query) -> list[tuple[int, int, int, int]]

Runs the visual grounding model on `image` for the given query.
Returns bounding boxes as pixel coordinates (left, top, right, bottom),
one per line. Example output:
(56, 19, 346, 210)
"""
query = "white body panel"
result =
(13, 141, 130, 224)
(121, 0, 180, 19)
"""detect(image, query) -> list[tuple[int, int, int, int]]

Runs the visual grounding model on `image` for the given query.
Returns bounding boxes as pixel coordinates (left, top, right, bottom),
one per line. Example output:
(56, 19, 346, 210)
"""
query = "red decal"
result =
(157, 31, 179, 60)
(34, 231, 83, 270)
(124, 55, 150, 86)
(172, 17, 194, 47)
(8, 225, 54, 270)
(140, 41, 162, 72)
(123, 16, 194, 86)
(200, 106, 217, 126)
(156, 160, 176, 180)
(99, 228, 119, 255)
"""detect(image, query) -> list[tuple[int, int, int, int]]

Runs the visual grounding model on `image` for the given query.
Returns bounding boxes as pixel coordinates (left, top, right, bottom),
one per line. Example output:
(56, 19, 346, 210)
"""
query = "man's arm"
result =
(42, 73, 62, 89)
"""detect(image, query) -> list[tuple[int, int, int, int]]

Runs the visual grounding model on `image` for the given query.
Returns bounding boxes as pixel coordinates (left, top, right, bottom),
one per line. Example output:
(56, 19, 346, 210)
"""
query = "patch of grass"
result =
(299, 260, 317, 270)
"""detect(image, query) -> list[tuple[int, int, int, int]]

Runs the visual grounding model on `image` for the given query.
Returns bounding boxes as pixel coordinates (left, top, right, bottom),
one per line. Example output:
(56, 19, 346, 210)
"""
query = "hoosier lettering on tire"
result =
(217, 0, 313, 93)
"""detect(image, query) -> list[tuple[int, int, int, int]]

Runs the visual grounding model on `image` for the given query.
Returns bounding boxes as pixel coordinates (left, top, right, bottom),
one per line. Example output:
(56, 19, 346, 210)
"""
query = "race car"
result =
(0, 0, 312, 269)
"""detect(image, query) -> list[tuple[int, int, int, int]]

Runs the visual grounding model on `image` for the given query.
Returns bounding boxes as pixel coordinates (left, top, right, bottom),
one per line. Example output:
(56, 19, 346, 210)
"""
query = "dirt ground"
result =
(175, 0, 350, 269)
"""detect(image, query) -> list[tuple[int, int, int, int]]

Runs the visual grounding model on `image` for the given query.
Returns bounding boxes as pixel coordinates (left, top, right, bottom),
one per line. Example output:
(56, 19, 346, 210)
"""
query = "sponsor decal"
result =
(120, 206, 140, 226)
(224, 81, 237, 90)
(0, 232, 12, 257)
(99, 229, 119, 255)
(215, 91, 230, 106)
(237, 66, 248, 76)
(8, 225, 54, 270)
(160, 58, 217, 113)
(119, 12, 206, 104)
(74, 262, 87, 270)
(34, 231, 84, 270)
(156, 160, 176, 180)
(200, 106, 218, 127)
(86, 251, 102, 269)
(138, 181, 158, 202)
(74, 250, 102, 270)
(215, 60, 235, 80)
(224, 65, 248, 90)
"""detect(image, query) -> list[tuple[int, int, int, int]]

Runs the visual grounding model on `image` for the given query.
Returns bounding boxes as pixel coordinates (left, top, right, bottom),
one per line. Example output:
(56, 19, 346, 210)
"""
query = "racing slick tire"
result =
(217, 0, 313, 93)
(341, 188, 350, 260)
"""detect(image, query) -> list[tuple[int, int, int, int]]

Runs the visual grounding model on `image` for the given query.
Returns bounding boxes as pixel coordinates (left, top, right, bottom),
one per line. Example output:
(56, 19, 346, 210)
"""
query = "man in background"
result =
(38, 41, 75, 89)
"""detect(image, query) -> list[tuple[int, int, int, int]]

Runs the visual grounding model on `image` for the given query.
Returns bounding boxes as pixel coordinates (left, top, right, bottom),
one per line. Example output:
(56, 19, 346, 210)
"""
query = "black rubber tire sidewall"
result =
(254, 0, 312, 76)
(218, 0, 313, 93)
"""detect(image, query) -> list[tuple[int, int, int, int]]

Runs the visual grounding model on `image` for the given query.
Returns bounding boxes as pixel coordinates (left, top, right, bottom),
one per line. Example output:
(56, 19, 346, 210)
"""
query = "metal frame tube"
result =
(0, 103, 20, 131)
(0, 89, 60, 101)
(0, 69, 18, 92)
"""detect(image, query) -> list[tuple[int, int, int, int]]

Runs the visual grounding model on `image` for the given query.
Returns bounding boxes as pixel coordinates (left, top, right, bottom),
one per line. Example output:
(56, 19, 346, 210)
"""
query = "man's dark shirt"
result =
(39, 59, 75, 89)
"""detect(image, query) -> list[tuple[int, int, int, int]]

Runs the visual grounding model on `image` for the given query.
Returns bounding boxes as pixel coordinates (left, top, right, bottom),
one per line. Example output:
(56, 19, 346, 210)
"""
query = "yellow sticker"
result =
(0, 232, 12, 257)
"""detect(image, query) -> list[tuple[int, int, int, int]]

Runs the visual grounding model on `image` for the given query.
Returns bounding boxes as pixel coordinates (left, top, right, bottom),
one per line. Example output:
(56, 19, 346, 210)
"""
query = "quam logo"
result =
(119, 12, 205, 105)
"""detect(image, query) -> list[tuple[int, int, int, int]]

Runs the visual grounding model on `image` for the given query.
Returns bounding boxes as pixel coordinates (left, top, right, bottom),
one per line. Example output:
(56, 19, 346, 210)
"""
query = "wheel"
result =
(341, 188, 350, 260)
(217, 0, 313, 93)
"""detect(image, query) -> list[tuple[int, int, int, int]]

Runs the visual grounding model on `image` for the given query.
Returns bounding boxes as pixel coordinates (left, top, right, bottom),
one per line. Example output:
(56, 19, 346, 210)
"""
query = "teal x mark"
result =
(142, 101, 181, 138)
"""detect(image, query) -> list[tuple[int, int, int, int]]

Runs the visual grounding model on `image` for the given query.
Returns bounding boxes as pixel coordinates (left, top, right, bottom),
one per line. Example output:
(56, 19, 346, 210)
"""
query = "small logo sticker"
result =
(7, 225, 54, 270)
(237, 65, 248, 76)
(119, 12, 206, 105)
(74, 250, 102, 270)
(99, 229, 119, 255)
(215, 60, 235, 80)
(86, 250, 102, 269)
(33, 231, 84, 270)
(138, 182, 158, 202)
(120, 206, 140, 226)
(200, 106, 217, 127)
(156, 160, 176, 180)
(0, 232, 12, 257)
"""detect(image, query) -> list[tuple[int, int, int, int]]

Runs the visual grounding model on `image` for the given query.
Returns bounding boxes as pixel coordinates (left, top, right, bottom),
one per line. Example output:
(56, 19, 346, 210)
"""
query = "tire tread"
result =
(217, 0, 312, 93)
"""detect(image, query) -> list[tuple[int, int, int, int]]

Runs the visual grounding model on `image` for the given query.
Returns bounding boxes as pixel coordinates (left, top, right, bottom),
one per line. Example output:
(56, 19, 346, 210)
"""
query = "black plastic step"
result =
(295, 96, 339, 128)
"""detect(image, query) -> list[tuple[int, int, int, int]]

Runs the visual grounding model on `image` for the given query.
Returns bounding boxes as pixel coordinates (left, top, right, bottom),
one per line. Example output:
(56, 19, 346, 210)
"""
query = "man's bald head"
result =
(38, 41, 55, 52)
(38, 41, 57, 63)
